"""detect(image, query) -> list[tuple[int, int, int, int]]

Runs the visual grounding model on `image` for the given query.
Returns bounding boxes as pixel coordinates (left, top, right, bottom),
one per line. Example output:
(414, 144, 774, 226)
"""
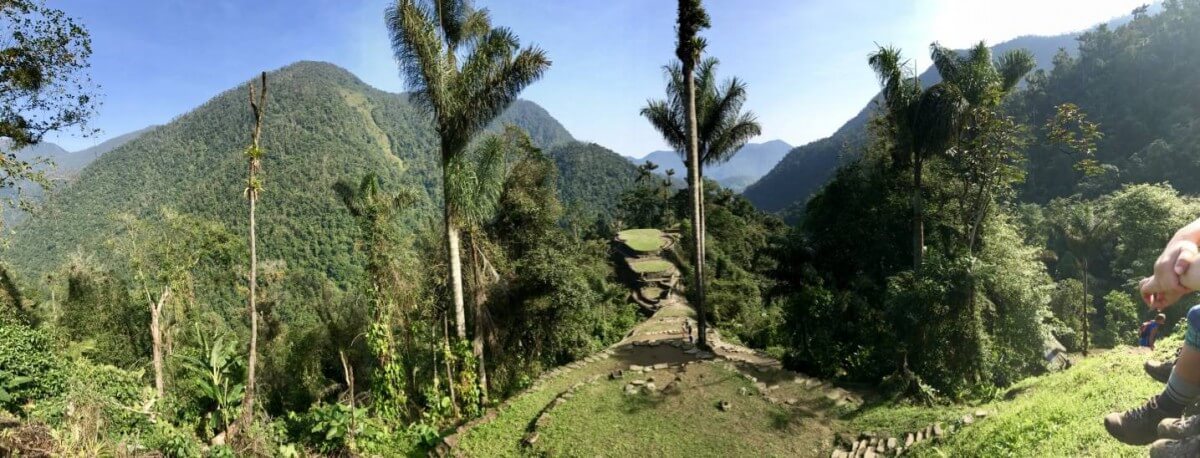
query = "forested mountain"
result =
(1013, 4, 1200, 202)
(549, 141, 640, 217)
(744, 32, 1087, 212)
(4, 61, 575, 291)
(52, 126, 157, 178)
(632, 139, 792, 191)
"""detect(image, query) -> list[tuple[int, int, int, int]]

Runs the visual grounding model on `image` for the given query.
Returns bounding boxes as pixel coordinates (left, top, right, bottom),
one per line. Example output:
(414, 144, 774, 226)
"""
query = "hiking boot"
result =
(1158, 415, 1200, 440)
(1104, 396, 1181, 445)
(1150, 436, 1200, 458)
(1146, 359, 1176, 384)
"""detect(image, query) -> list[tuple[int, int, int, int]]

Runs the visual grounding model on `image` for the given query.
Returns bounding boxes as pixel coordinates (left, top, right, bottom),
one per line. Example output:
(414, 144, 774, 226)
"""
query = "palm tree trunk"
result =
(684, 59, 707, 348)
(912, 154, 925, 271)
(698, 166, 707, 269)
(444, 162, 467, 340)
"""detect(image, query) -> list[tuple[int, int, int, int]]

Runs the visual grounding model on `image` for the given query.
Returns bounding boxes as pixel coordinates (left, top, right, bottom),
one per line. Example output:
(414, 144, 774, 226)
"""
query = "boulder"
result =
(630, 364, 646, 372)
(886, 437, 897, 449)
(644, 382, 658, 392)
(975, 409, 989, 418)
(718, 400, 732, 411)
(653, 363, 669, 370)
(933, 422, 944, 437)
(630, 379, 646, 386)
(904, 433, 914, 447)
(962, 414, 975, 425)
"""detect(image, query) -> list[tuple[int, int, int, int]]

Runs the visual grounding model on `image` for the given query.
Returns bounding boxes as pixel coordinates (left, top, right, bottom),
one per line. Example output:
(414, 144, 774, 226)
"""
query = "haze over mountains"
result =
(629, 140, 792, 191)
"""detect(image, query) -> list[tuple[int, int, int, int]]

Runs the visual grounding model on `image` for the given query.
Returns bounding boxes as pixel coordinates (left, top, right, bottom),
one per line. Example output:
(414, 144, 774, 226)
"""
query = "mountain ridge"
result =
(742, 31, 1088, 213)
(3, 61, 584, 291)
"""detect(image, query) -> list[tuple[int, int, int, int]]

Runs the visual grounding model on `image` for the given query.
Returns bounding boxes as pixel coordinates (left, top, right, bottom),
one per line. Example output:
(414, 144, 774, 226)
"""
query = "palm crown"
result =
(386, 0, 550, 161)
(641, 58, 762, 169)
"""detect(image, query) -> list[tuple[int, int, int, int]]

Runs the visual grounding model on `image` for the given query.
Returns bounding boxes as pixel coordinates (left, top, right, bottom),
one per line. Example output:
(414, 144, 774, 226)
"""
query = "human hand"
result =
(1141, 241, 1199, 309)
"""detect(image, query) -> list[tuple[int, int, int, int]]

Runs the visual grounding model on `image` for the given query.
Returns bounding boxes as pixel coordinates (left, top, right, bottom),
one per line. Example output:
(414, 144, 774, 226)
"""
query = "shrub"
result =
(0, 321, 66, 411)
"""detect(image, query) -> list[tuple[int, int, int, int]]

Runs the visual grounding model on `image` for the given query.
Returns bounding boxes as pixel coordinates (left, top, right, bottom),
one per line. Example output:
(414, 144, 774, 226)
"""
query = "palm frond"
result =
(929, 42, 962, 85)
(640, 99, 687, 154)
(996, 49, 1036, 94)
(386, 0, 449, 123)
(705, 111, 761, 166)
(912, 83, 967, 157)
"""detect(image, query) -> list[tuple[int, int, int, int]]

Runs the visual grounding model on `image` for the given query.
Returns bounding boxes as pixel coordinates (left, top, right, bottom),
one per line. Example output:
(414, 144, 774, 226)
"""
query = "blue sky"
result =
(47, 0, 1147, 156)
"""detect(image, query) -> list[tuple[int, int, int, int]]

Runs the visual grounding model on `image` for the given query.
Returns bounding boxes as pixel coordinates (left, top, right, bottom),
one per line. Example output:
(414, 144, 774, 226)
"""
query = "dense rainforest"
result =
(4, 0, 1200, 456)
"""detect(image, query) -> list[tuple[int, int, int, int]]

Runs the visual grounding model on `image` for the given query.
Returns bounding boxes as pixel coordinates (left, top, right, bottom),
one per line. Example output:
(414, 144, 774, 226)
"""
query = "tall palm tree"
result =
(386, 0, 549, 341)
(641, 58, 762, 252)
(1058, 202, 1112, 356)
(867, 42, 1033, 270)
(672, 0, 711, 347)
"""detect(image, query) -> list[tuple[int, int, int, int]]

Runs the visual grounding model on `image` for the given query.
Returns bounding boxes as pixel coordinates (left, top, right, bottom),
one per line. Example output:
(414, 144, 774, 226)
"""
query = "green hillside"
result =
(4, 61, 574, 289)
(547, 141, 639, 217)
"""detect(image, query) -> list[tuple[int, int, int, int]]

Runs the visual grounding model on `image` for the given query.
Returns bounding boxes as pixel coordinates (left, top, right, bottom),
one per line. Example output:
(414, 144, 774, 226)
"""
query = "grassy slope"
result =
(460, 313, 1171, 457)
(902, 338, 1171, 455)
(535, 363, 830, 457)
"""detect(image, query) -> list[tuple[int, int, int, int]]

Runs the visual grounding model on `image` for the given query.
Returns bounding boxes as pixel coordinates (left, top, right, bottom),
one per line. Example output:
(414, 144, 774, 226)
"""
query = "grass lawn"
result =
(639, 286, 664, 299)
(629, 259, 673, 274)
(533, 362, 834, 457)
(618, 228, 668, 253)
(456, 358, 625, 456)
(869, 341, 1172, 457)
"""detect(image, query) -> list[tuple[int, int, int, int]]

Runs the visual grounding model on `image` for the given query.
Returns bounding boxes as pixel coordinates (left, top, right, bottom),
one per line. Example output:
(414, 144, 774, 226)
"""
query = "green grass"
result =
(457, 358, 625, 456)
(618, 228, 668, 253)
(532, 362, 834, 457)
(639, 286, 664, 299)
(629, 259, 673, 274)
(866, 342, 1170, 457)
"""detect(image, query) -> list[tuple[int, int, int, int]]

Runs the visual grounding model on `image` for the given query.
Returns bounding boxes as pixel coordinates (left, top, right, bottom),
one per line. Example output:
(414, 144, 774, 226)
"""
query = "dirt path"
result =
(447, 236, 865, 456)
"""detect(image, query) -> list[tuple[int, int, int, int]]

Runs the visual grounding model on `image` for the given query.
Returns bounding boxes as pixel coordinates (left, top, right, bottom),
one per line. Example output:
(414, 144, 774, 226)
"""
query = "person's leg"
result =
(1107, 305, 1200, 445)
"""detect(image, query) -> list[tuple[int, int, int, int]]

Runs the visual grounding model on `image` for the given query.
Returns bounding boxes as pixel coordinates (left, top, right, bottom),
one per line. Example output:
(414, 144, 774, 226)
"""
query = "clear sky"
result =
(46, 0, 1148, 156)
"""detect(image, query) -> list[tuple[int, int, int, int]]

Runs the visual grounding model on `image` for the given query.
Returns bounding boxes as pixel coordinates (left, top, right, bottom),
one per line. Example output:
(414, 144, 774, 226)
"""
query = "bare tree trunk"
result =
(444, 161, 467, 340)
(684, 56, 708, 348)
(339, 351, 357, 447)
(442, 315, 457, 414)
(912, 154, 925, 271)
(1082, 258, 1089, 356)
(240, 72, 267, 432)
(151, 286, 171, 400)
